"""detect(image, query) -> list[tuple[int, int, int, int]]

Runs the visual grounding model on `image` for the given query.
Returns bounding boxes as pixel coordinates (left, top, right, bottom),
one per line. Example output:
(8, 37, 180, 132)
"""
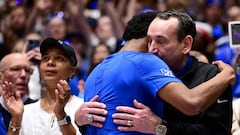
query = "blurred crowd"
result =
(0, 0, 240, 99)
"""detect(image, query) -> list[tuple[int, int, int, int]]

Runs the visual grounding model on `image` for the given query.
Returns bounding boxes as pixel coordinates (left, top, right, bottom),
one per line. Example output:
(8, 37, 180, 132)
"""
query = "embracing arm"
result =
(113, 88, 232, 135)
(165, 86, 232, 135)
(159, 61, 235, 115)
(112, 61, 234, 134)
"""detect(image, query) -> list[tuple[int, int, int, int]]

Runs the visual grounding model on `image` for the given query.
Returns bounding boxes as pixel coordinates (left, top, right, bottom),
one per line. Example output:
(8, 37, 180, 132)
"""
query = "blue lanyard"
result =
(176, 54, 192, 77)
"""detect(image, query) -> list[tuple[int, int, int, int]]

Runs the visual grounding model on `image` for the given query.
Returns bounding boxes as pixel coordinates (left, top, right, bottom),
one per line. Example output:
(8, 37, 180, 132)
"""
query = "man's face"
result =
(48, 17, 66, 40)
(205, 5, 223, 25)
(10, 7, 26, 31)
(227, 6, 240, 22)
(93, 44, 111, 64)
(95, 16, 114, 41)
(147, 17, 186, 71)
(0, 54, 33, 96)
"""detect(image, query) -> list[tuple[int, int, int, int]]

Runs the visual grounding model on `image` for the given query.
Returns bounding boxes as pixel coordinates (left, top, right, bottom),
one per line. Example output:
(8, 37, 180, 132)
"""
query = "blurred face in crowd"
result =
(69, 36, 84, 56)
(95, 16, 114, 41)
(12, 39, 25, 52)
(227, 6, 240, 22)
(48, 17, 67, 40)
(0, 53, 33, 96)
(68, 36, 85, 67)
(205, 4, 223, 25)
(40, 46, 75, 85)
(10, 6, 26, 31)
(148, 17, 190, 72)
(92, 44, 111, 64)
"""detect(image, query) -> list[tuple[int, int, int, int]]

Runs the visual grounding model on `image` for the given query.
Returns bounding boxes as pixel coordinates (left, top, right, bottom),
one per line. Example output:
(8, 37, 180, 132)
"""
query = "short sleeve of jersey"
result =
(138, 53, 181, 99)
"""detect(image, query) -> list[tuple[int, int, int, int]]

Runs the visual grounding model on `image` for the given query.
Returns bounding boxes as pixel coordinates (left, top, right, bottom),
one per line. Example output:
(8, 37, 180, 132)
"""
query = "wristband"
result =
(57, 115, 71, 126)
(8, 121, 21, 132)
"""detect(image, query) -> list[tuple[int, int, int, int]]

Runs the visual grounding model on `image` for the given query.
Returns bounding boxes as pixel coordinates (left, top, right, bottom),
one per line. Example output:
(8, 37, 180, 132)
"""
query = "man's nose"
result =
(19, 68, 27, 77)
(18, 69, 28, 78)
(148, 41, 158, 53)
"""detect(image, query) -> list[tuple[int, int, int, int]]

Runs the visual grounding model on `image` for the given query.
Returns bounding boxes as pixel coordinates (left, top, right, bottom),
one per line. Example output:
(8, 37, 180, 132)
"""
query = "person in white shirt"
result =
(2, 38, 83, 135)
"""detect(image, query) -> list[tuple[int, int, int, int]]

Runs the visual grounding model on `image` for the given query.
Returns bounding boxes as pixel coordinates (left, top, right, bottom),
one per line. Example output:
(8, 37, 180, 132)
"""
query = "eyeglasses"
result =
(1, 65, 34, 76)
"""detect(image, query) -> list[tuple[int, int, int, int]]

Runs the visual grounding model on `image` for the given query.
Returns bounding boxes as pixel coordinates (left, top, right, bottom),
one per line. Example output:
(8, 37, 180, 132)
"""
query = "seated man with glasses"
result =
(0, 53, 37, 133)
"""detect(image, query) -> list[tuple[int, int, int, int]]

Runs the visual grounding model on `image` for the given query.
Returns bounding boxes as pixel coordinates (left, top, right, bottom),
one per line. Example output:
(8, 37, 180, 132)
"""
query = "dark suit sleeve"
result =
(165, 62, 232, 135)
(166, 88, 232, 135)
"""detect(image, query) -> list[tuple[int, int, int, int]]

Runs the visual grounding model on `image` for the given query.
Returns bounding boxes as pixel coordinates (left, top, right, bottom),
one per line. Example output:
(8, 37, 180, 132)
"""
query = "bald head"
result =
(227, 6, 240, 21)
(0, 53, 31, 71)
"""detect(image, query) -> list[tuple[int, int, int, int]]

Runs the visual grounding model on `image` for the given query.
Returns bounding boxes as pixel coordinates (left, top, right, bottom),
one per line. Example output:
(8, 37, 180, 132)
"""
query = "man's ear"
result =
(182, 35, 193, 54)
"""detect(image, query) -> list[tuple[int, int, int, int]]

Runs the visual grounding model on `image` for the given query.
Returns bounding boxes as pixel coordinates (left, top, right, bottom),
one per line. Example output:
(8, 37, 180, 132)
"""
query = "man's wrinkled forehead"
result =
(147, 35, 166, 41)
(0, 53, 30, 69)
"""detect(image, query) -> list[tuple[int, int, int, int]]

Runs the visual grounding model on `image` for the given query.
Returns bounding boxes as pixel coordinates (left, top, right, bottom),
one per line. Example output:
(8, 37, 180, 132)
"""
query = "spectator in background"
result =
(46, 12, 67, 41)
(190, 50, 209, 63)
(3, 5, 28, 51)
(24, 32, 43, 100)
(193, 21, 215, 62)
(11, 39, 25, 53)
(71, 0, 124, 53)
(71, 42, 112, 98)
(227, 5, 240, 21)
(87, 43, 111, 75)
(166, 0, 188, 12)
(93, 14, 123, 53)
(0, 53, 37, 133)
(22, 0, 65, 36)
(66, 32, 89, 98)
(214, 5, 240, 65)
(10, 31, 43, 100)
(204, 0, 226, 41)
(2, 38, 82, 135)
(72, 41, 112, 97)
(44, 6, 90, 97)
(232, 54, 240, 135)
